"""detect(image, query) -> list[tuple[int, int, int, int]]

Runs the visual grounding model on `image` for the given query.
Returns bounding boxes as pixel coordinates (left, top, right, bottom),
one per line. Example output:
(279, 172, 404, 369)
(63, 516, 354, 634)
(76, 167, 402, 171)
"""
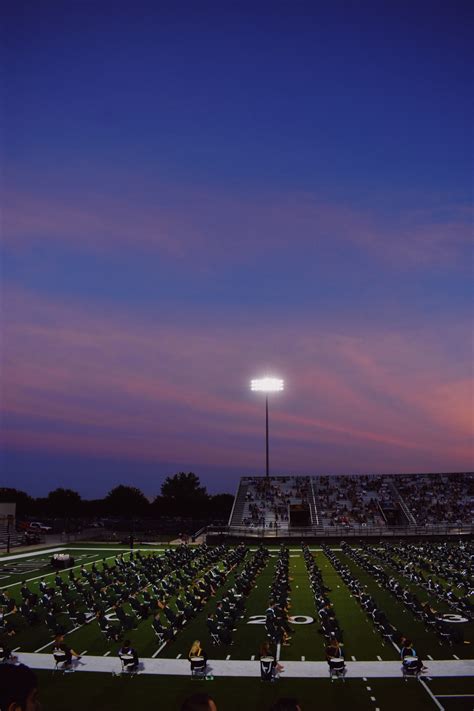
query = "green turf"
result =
(334, 549, 472, 660)
(34, 670, 441, 711)
(314, 551, 396, 660)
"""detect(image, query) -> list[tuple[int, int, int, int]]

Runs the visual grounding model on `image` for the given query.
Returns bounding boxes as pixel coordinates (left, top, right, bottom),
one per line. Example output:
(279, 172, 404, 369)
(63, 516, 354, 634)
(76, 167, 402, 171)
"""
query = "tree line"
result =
(0, 473, 234, 521)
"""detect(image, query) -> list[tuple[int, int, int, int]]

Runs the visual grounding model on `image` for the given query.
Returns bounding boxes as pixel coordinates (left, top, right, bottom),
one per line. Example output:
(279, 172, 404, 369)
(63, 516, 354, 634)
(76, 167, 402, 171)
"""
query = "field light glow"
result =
(250, 377, 284, 392)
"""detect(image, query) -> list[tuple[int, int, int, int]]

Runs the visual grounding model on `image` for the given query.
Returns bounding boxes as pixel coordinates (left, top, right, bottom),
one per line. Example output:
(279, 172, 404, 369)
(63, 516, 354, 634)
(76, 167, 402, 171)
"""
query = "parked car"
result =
(27, 521, 53, 532)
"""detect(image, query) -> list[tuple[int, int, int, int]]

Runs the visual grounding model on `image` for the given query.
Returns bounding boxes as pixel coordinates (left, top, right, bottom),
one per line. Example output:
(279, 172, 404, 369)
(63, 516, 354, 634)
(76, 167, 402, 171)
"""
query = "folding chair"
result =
(209, 630, 220, 645)
(328, 658, 346, 682)
(402, 656, 420, 680)
(190, 656, 207, 679)
(151, 625, 164, 645)
(0, 645, 11, 664)
(260, 656, 275, 682)
(52, 652, 69, 674)
(119, 653, 138, 675)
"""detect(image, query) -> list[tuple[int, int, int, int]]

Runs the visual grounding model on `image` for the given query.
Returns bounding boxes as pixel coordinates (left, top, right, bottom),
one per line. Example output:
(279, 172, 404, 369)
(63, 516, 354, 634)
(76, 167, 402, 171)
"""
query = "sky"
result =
(1, 0, 473, 498)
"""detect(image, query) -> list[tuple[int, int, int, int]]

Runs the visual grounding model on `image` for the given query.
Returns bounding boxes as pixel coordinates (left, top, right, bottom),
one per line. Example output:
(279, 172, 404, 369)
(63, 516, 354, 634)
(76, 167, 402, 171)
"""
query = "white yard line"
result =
(2, 551, 132, 590)
(152, 642, 167, 658)
(418, 678, 445, 710)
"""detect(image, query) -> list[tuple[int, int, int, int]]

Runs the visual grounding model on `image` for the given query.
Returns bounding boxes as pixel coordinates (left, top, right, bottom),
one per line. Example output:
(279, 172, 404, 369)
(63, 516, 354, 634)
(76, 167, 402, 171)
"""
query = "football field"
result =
(1, 542, 472, 710)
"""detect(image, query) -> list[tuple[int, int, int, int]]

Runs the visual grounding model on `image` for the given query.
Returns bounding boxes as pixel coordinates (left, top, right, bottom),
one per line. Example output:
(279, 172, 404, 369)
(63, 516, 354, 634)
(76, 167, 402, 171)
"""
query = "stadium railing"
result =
(199, 523, 474, 539)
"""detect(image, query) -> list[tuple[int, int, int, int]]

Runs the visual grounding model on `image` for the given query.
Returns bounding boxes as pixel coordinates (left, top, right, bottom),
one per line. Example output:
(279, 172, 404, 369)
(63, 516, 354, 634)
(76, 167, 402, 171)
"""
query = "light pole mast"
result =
(265, 395, 269, 477)
(251, 377, 284, 479)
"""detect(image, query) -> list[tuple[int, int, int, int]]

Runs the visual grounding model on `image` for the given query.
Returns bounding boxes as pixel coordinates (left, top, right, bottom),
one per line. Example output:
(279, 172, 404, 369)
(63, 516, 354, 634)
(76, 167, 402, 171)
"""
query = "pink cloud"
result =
(3, 183, 471, 271)
(1, 286, 472, 472)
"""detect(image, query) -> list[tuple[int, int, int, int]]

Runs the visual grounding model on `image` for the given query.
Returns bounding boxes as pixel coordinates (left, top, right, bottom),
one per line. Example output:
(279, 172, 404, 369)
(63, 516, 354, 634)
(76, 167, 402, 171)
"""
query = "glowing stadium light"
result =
(250, 377, 284, 392)
(250, 376, 284, 477)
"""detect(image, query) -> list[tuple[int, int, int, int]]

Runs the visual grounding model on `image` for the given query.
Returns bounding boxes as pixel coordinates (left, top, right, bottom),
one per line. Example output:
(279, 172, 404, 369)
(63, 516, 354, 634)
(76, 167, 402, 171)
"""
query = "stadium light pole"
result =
(250, 377, 284, 478)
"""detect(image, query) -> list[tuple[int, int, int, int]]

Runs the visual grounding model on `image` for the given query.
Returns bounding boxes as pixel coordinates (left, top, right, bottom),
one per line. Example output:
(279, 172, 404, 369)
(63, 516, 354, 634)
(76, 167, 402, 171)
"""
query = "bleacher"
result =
(0, 522, 22, 548)
(232, 476, 313, 530)
(227, 472, 474, 535)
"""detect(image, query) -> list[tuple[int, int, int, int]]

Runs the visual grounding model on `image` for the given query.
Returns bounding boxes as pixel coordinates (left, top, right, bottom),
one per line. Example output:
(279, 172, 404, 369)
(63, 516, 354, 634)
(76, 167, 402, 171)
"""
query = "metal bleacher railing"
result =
(199, 522, 474, 539)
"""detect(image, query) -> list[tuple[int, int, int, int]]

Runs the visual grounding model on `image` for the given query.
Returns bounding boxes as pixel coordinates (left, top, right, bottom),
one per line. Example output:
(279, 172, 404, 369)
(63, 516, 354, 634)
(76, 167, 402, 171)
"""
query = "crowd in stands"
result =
(392, 473, 473, 525)
(231, 473, 473, 529)
(314, 475, 392, 527)
(240, 477, 311, 529)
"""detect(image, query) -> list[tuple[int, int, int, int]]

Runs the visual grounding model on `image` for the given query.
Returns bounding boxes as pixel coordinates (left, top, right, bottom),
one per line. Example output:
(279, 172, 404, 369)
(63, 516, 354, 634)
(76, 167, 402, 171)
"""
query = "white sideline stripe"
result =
(152, 642, 167, 658)
(419, 678, 445, 710)
(16, 655, 474, 678)
(0, 547, 166, 563)
(0, 548, 67, 562)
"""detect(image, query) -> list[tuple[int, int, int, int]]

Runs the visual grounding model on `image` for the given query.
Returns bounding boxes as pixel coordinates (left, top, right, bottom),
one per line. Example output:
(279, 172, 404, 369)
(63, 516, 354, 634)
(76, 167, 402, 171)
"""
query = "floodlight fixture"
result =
(250, 377, 284, 393)
(250, 375, 284, 478)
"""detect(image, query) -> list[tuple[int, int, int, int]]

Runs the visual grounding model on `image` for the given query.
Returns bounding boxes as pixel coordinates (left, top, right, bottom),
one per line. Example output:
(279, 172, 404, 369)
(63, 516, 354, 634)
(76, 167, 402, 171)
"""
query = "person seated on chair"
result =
(0, 663, 40, 711)
(188, 640, 207, 664)
(52, 634, 81, 669)
(325, 637, 344, 663)
(0, 607, 17, 638)
(118, 640, 139, 671)
(258, 641, 284, 674)
(0, 636, 13, 663)
(152, 612, 175, 641)
(96, 611, 121, 641)
(401, 638, 427, 672)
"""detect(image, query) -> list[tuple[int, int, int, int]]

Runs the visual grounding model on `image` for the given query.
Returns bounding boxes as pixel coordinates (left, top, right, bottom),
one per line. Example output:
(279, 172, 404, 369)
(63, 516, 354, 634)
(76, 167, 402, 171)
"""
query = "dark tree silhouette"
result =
(0, 488, 34, 516)
(160, 472, 207, 500)
(46, 488, 82, 517)
(105, 485, 149, 517)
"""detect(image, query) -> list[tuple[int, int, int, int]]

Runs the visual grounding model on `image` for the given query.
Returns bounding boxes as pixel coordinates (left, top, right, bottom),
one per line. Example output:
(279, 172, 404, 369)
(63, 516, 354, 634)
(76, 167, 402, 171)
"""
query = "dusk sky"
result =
(1, 1, 473, 498)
